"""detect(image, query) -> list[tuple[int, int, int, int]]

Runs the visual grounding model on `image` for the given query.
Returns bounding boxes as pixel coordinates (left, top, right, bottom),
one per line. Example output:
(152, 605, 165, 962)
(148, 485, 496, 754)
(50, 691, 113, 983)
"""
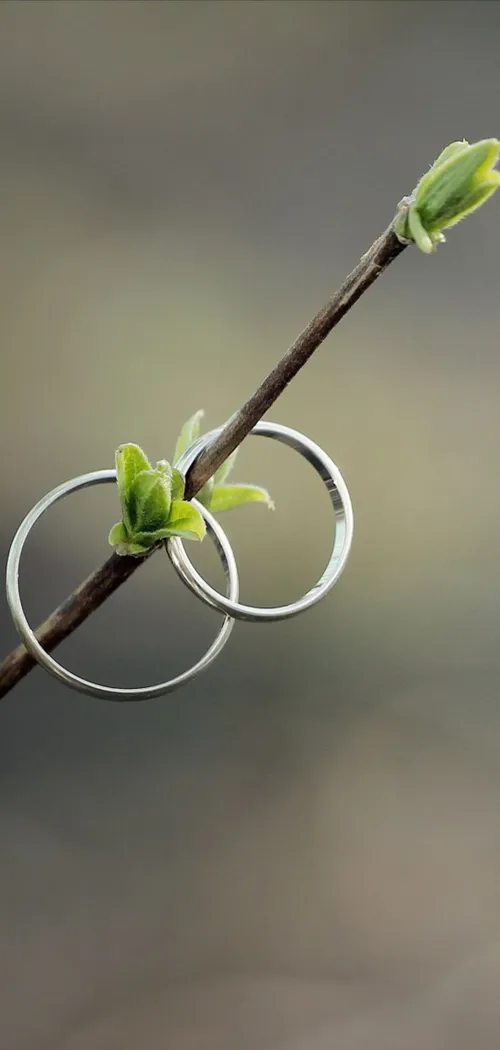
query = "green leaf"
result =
(171, 467, 185, 502)
(116, 443, 152, 491)
(133, 528, 178, 545)
(109, 523, 168, 557)
(408, 205, 434, 254)
(132, 469, 172, 533)
(155, 460, 185, 501)
(117, 537, 157, 557)
(108, 520, 129, 553)
(197, 476, 214, 508)
(174, 409, 205, 464)
(426, 140, 470, 174)
(115, 444, 152, 530)
(126, 542, 155, 556)
(211, 412, 240, 484)
(427, 178, 500, 232)
(208, 483, 274, 513)
(165, 499, 206, 541)
(214, 447, 238, 485)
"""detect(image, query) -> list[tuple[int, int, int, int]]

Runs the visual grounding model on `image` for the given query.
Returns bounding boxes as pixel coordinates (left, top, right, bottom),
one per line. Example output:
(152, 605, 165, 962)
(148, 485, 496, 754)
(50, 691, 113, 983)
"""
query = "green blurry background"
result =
(1, 2, 500, 1047)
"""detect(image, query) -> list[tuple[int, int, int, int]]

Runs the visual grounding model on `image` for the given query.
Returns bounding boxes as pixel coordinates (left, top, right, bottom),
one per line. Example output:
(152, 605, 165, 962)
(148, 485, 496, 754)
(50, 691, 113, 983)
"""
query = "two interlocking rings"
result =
(6, 422, 354, 701)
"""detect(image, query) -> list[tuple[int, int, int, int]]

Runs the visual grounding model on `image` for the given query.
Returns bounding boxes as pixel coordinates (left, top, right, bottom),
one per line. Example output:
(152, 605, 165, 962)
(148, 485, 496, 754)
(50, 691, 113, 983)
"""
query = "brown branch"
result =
(0, 221, 407, 700)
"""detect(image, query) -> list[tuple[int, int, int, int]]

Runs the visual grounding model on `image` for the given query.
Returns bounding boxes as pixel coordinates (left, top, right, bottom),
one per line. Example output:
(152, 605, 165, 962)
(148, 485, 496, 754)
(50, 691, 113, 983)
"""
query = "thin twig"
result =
(0, 221, 406, 700)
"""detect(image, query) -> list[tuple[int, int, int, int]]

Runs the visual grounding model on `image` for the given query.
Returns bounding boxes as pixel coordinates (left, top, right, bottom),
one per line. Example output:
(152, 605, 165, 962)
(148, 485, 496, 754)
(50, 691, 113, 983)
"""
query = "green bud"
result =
(394, 138, 500, 252)
(110, 442, 206, 557)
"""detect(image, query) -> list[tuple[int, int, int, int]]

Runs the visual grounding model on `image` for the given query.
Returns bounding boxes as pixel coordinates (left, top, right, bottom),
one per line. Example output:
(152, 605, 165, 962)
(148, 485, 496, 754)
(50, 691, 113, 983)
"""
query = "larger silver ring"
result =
(168, 421, 354, 623)
(5, 470, 239, 701)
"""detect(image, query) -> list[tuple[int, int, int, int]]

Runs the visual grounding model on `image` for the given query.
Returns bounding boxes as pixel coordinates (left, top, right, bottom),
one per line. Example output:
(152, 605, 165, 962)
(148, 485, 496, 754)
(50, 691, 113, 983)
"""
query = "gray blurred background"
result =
(1, 2, 500, 1047)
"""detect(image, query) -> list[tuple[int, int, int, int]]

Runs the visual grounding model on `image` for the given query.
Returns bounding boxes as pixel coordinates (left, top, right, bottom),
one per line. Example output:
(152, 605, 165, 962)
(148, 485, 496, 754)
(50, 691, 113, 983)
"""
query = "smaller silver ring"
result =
(168, 421, 354, 623)
(5, 471, 239, 701)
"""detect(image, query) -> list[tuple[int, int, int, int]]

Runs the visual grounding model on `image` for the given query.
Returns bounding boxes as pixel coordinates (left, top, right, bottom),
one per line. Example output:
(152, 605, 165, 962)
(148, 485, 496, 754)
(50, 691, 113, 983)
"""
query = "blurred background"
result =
(1, 2, 500, 1047)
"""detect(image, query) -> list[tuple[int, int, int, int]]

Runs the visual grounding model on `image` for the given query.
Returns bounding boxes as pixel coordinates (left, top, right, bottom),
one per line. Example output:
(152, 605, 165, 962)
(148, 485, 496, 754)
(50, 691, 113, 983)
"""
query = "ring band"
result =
(5, 470, 239, 701)
(168, 421, 354, 623)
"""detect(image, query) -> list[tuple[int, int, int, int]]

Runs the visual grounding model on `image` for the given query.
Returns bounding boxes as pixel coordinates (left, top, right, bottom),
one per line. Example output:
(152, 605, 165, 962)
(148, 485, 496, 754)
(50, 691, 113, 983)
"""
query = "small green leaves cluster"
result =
(109, 411, 273, 557)
(174, 410, 274, 514)
(394, 138, 500, 253)
(109, 444, 206, 556)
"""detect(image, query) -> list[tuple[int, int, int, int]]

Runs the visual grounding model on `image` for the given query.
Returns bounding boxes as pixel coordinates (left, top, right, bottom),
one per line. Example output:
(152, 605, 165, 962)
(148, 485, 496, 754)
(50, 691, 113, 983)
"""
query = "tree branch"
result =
(0, 222, 406, 700)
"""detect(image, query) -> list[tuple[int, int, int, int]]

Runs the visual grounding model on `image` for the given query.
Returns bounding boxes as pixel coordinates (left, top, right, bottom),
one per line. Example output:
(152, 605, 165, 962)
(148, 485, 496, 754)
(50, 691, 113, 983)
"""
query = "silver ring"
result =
(5, 470, 239, 701)
(168, 421, 354, 623)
